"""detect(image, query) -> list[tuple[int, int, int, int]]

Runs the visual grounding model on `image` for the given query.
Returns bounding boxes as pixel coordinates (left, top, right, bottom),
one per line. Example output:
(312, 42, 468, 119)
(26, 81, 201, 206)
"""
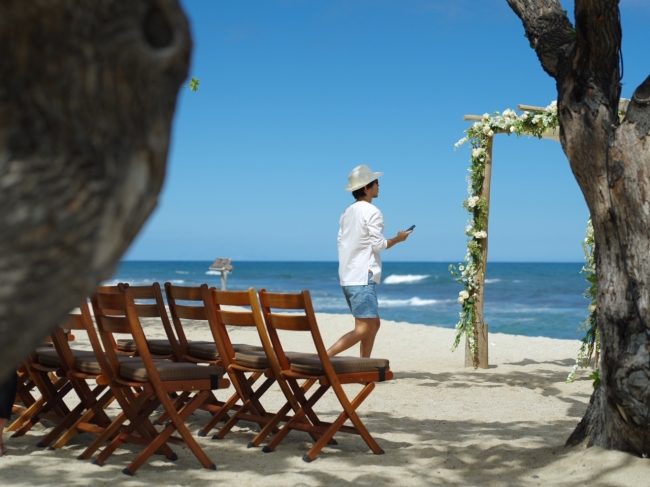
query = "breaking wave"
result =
(383, 274, 430, 284)
(378, 297, 450, 307)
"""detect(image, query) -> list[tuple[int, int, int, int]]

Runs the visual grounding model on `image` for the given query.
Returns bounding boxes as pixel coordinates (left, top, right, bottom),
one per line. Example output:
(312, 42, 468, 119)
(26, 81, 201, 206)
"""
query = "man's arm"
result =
(386, 229, 411, 249)
(367, 210, 388, 253)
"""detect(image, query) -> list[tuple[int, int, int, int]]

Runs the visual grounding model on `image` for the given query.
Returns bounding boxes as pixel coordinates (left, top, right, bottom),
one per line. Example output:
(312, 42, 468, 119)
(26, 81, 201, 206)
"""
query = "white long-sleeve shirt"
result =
(338, 201, 388, 285)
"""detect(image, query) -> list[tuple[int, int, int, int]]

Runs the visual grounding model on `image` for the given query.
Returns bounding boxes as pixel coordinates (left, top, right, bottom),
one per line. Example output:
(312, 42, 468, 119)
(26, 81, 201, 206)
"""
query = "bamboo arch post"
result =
(462, 114, 499, 369)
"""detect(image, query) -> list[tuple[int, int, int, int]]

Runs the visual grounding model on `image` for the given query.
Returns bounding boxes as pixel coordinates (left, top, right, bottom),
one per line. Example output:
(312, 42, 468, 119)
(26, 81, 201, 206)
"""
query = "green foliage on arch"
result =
(451, 102, 560, 361)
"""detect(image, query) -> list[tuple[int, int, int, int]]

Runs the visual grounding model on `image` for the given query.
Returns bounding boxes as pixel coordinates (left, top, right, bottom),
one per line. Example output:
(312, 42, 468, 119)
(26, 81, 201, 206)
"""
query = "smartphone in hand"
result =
(405, 225, 415, 232)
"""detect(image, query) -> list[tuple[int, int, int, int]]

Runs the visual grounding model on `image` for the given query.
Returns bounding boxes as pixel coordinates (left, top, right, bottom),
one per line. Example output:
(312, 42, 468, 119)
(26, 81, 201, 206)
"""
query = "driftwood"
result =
(507, 0, 650, 456)
(0, 0, 191, 380)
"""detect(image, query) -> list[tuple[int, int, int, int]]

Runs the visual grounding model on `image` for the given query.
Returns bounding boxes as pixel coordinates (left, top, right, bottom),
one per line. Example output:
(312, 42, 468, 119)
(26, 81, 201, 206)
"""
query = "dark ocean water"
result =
(107, 261, 589, 340)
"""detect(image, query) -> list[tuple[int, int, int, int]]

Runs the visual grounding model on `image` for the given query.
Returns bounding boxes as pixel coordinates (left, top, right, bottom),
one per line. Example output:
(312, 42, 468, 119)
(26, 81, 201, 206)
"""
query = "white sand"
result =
(1, 313, 647, 486)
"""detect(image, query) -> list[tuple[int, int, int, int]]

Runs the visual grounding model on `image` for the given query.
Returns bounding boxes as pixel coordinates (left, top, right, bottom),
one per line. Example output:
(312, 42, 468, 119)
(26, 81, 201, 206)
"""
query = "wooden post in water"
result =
(463, 134, 493, 369)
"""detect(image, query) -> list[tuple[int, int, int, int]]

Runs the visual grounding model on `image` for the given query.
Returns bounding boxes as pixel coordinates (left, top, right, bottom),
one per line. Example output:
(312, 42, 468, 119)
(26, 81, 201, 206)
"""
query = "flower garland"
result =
(566, 219, 600, 383)
(450, 102, 559, 363)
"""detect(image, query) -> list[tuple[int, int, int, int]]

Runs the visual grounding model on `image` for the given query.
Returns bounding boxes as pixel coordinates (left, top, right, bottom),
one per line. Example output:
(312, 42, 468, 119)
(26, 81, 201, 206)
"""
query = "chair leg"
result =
(11, 381, 73, 438)
(7, 394, 47, 432)
(37, 401, 86, 447)
(303, 382, 381, 462)
(123, 391, 213, 475)
(251, 379, 325, 448)
(78, 409, 127, 460)
(200, 390, 240, 436)
(341, 384, 383, 455)
(93, 392, 175, 466)
(249, 400, 292, 448)
(153, 391, 189, 425)
(213, 376, 275, 440)
(52, 388, 116, 450)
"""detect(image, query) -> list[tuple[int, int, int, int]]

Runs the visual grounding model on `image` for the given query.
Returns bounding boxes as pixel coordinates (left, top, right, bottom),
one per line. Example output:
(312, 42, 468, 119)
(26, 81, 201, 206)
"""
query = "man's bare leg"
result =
(359, 318, 380, 357)
(327, 317, 380, 358)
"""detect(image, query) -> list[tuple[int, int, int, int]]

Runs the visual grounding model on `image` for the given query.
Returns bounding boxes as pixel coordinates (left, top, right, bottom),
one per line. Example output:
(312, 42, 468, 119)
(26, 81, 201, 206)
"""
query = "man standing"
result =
(327, 164, 412, 358)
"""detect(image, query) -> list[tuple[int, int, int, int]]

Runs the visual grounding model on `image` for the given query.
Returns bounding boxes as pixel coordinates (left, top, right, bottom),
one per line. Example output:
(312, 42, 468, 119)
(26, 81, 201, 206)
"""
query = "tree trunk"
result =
(507, 0, 650, 456)
(0, 0, 191, 380)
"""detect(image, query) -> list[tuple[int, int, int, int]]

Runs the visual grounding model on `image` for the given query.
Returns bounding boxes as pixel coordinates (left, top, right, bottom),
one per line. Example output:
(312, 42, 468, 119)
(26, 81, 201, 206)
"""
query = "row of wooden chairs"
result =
(9, 282, 393, 474)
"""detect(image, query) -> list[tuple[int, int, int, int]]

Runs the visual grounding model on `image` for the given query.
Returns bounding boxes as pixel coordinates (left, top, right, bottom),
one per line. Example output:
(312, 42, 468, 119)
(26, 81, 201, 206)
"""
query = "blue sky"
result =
(124, 0, 650, 262)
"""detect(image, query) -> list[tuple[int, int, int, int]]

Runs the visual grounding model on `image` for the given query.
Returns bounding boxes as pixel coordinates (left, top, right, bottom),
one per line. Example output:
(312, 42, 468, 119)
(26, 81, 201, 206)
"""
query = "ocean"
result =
(107, 261, 589, 341)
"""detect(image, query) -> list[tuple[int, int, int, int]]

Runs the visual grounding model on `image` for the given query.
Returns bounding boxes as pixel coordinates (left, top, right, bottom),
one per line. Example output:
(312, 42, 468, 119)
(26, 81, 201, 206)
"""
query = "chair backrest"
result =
(51, 301, 108, 376)
(164, 282, 210, 355)
(97, 283, 182, 360)
(204, 286, 269, 368)
(127, 283, 183, 360)
(258, 289, 329, 371)
(91, 288, 156, 384)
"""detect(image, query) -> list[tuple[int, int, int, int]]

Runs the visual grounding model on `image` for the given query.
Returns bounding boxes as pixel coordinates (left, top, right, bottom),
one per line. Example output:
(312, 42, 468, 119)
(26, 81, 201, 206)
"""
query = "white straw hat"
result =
(344, 164, 384, 191)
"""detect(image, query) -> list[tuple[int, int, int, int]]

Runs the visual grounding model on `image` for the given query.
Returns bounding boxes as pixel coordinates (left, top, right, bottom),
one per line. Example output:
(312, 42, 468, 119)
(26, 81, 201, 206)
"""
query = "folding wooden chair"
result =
(164, 283, 264, 433)
(8, 335, 93, 438)
(257, 289, 393, 462)
(90, 287, 230, 475)
(200, 285, 304, 441)
(205, 286, 328, 447)
(35, 303, 116, 449)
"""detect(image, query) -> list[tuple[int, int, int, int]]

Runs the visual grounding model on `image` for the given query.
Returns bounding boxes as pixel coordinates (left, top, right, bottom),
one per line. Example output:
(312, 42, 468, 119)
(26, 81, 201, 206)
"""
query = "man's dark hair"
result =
(352, 179, 377, 200)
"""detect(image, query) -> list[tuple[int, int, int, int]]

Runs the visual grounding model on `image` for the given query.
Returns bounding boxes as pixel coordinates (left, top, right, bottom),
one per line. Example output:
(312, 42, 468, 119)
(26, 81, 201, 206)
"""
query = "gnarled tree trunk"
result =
(507, 0, 650, 456)
(0, 0, 191, 379)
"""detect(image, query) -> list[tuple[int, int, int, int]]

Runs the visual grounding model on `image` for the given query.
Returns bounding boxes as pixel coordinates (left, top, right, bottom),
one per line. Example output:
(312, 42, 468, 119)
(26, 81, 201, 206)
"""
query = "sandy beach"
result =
(1, 313, 647, 486)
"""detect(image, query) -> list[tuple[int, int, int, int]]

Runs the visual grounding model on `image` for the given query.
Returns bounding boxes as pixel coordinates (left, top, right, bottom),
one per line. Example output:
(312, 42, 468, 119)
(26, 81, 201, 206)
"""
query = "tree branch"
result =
(624, 75, 650, 138)
(506, 0, 574, 79)
(571, 0, 622, 113)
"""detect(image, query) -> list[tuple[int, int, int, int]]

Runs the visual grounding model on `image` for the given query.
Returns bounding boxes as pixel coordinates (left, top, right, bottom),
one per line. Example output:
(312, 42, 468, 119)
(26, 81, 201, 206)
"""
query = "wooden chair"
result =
(8, 335, 91, 438)
(209, 287, 326, 448)
(164, 283, 264, 433)
(34, 303, 116, 449)
(200, 285, 298, 441)
(257, 289, 393, 462)
(90, 287, 230, 475)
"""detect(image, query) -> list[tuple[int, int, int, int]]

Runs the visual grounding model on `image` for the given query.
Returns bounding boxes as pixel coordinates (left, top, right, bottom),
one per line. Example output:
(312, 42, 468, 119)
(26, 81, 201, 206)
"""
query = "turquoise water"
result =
(108, 261, 589, 340)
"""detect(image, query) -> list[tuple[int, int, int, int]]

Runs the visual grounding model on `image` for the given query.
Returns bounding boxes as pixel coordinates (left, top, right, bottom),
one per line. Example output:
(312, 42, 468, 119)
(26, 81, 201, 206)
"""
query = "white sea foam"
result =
(175, 270, 189, 275)
(378, 297, 449, 307)
(101, 278, 155, 286)
(383, 274, 430, 284)
(205, 270, 221, 275)
(484, 278, 501, 284)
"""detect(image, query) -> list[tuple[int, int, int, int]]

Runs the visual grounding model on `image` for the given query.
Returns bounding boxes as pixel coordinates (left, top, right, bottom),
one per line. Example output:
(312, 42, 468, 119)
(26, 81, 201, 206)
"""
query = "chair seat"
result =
(120, 361, 225, 383)
(290, 355, 390, 376)
(234, 351, 317, 369)
(37, 348, 96, 368)
(75, 355, 152, 376)
(116, 338, 175, 355)
(189, 342, 263, 361)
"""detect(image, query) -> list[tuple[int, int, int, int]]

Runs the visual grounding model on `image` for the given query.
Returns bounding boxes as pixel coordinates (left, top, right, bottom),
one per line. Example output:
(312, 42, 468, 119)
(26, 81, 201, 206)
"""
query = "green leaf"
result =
(589, 369, 600, 389)
(189, 77, 200, 91)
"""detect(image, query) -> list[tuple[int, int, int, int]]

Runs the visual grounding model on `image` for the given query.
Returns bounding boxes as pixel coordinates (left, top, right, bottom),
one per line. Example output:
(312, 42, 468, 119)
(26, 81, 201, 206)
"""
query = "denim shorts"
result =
(342, 273, 379, 319)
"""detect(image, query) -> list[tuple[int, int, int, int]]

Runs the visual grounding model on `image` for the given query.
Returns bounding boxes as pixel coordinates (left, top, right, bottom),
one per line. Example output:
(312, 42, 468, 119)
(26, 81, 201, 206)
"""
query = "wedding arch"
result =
(452, 101, 599, 370)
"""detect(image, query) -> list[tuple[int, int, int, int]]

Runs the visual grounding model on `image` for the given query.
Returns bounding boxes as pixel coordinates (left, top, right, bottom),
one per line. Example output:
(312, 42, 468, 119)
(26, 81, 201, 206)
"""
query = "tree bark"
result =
(507, 0, 650, 456)
(0, 0, 191, 380)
